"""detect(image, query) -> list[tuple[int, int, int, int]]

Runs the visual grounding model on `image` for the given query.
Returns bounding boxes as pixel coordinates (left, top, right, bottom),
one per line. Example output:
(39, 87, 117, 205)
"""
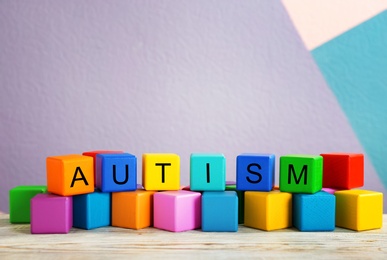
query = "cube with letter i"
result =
(190, 153, 226, 191)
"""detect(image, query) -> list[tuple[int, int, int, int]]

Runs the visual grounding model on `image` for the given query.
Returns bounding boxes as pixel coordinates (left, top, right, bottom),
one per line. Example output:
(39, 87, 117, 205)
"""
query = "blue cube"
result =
(236, 153, 275, 191)
(96, 153, 137, 192)
(293, 191, 335, 231)
(202, 191, 238, 232)
(190, 154, 226, 191)
(73, 191, 111, 230)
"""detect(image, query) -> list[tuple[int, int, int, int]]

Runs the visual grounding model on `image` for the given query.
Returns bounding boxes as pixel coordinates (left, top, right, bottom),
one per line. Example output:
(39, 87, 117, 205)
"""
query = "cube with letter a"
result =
(279, 155, 322, 194)
(46, 154, 94, 196)
(142, 153, 180, 191)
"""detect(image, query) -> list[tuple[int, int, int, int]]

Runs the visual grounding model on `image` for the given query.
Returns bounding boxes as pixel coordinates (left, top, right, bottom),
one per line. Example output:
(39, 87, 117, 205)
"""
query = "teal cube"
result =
(293, 191, 336, 231)
(73, 191, 111, 229)
(225, 184, 244, 224)
(202, 191, 238, 232)
(280, 155, 322, 194)
(9, 185, 47, 223)
(190, 154, 226, 191)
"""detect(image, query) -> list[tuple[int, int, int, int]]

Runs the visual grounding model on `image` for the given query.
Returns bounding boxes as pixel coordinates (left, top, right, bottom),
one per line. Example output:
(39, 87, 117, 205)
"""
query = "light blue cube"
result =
(236, 153, 275, 191)
(293, 191, 335, 231)
(202, 191, 238, 232)
(73, 191, 111, 230)
(96, 153, 137, 192)
(190, 154, 226, 191)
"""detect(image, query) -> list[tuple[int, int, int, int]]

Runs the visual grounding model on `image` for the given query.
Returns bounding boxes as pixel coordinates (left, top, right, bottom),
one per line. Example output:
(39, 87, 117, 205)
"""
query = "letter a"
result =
(70, 166, 89, 188)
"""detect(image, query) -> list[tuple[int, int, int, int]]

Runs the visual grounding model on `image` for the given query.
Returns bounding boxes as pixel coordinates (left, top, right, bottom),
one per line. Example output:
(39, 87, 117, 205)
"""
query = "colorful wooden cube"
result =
(225, 184, 245, 224)
(321, 153, 364, 189)
(280, 155, 322, 194)
(293, 191, 336, 231)
(142, 153, 180, 191)
(335, 190, 383, 231)
(83, 150, 123, 186)
(95, 153, 137, 192)
(112, 190, 156, 230)
(9, 185, 47, 223)
(202, 191, 238, 232)
(322, 187, 340, 194)
(154, 190, 201, 232)
(46, 154, 94, 196)
(73, 191, 111, 230)
(236, 153, 275, 191)
(190, 153, 226, 191)
(30, 193, 72, 234)
(245, 190, 292, 231)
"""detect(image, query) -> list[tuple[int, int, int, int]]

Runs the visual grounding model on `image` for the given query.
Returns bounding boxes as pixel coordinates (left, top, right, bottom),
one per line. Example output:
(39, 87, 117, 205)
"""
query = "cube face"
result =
(82, 150, 123, 186)
(280, 155, 322, 194)
(236, 153, 275, 191)
(201, 191, 238, 232)
(142, 154, 180, 191)
(321, 153, 364, 189)
(73, 191, 111, 230)
(30, 193, 72, 234)
(244, 191, 292, 231)
(112, 190, 156, 230)
(46, 154, 94, 196)
(225, 184, 245, 224)
(335, 190, 383, 231)
(153, 190, 201, 232)
(293, 191, 336, 231)
(9, 186, 47, 223)
(96, 153, 137, 192)
(190, 154, 226, 191)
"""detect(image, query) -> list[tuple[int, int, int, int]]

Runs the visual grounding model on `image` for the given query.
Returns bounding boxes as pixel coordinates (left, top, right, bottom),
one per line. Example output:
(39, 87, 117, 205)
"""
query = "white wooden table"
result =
(1, 214, 386, 259)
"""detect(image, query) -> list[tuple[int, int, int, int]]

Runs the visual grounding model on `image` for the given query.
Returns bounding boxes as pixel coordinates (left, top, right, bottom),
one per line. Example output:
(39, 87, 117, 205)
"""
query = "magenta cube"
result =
(30, 193, 73, 234)
(154, 190, 201, 232)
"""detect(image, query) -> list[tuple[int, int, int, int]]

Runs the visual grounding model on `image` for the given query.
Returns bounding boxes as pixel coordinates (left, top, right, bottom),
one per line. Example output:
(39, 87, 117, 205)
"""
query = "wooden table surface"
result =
(1, 214, 386, 259)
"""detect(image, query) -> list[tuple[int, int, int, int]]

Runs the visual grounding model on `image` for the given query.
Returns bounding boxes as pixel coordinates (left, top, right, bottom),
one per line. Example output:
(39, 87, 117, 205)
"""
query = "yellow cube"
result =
(46, 154, 94, 196)
(142, 153, 180, 190)
(244, 190, 292, 231)
(335, 190, 383, 231)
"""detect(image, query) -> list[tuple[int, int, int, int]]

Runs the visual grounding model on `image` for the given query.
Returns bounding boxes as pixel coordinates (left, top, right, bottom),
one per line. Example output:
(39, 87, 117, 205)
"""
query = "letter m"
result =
(288, 164, 307, 185)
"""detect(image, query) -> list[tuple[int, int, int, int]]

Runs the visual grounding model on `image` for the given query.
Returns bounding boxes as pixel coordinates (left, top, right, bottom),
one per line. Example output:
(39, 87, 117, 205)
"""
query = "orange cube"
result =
(112, 190, 156, 229)
(47, 154, 94, 196)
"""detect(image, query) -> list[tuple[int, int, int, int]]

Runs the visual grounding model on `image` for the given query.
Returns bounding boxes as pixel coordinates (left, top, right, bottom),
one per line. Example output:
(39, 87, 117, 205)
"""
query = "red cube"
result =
(320, 153, 364, 189)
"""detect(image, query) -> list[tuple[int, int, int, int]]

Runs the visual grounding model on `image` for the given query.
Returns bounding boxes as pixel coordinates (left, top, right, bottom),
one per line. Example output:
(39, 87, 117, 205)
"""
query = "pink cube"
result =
(322, 187, 340, 195)
(30, 193, 72, 234)
(154, 190, 201, 232)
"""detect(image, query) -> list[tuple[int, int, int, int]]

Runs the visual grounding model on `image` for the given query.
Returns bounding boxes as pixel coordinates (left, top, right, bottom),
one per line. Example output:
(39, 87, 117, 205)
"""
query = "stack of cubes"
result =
(241, 153, 383, 232)
(8, 151, 383, 234)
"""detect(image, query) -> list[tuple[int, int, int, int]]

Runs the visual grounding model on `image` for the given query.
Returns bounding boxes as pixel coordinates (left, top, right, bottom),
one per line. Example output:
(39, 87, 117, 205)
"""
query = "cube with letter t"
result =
(142, 153, 180, 191)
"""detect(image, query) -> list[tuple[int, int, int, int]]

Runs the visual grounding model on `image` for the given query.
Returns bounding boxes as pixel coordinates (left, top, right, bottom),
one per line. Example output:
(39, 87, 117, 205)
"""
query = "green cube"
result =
(279, 155, 322, 194)
(9, 185, 47, 223)
(225, 184, 244, 224)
